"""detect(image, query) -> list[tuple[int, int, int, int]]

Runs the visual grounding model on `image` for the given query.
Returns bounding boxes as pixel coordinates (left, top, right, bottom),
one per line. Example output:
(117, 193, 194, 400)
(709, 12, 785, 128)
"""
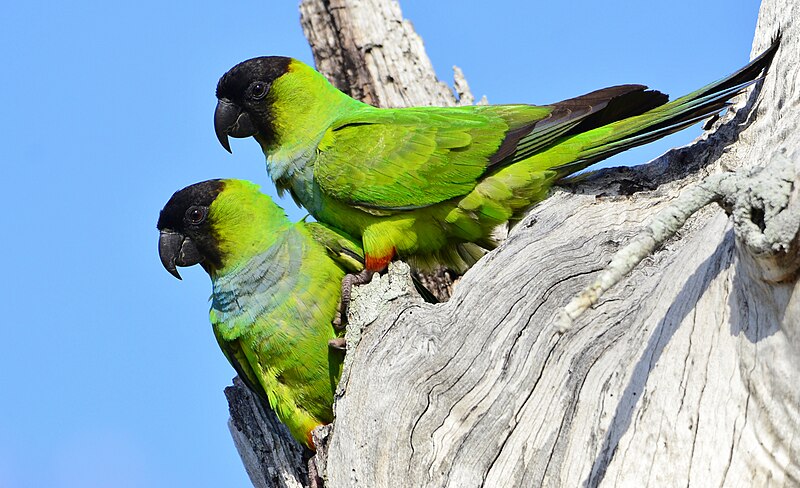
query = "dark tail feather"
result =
(691, 31, 781, 101)
(552, 34, 780, 176)
(496, 85, 669, 166)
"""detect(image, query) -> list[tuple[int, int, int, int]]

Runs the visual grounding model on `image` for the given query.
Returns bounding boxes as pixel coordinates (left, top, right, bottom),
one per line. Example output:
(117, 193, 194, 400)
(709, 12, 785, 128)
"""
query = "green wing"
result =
(304, 221, 365, 273)
(213, 328, 266, 403)
(313, 86, 661, 211)
(313, 105, 548, 210)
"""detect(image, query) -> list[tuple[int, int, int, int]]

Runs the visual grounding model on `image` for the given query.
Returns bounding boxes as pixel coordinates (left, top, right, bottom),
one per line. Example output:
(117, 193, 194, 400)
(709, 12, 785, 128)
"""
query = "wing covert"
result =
(313, 108, 514, 210)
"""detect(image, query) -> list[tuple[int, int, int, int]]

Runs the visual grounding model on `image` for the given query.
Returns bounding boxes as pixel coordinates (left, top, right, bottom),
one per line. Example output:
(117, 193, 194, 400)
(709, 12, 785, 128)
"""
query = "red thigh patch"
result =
(365, 248, 396, 272)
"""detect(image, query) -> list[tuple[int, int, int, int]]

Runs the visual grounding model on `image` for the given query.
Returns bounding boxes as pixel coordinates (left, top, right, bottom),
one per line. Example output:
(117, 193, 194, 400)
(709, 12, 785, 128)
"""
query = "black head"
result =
(157, 179, 225, 279)
(214, 56, 292, 152)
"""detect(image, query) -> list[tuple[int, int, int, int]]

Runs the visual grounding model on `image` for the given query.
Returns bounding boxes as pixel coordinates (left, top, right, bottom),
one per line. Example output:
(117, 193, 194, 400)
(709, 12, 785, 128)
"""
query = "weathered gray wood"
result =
(299, 0, 471, 108)
(323, 2, 800, 485)
(225, 378, 308, 488)
(227, 0, 799, 486)
(557, 150, 799, 330)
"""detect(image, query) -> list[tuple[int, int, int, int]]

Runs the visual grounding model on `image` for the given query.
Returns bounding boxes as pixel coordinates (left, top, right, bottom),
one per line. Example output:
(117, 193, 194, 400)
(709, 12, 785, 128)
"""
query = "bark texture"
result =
(225, 378, 309, 488)
(298, 0, 471, 107)
(226, 0, 799, 486)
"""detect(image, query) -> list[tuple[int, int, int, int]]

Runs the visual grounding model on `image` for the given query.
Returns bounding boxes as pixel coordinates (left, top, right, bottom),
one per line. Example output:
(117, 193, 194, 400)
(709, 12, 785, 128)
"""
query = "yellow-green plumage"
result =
(214, 38, 779, 272)
(157, 179, 362, 449)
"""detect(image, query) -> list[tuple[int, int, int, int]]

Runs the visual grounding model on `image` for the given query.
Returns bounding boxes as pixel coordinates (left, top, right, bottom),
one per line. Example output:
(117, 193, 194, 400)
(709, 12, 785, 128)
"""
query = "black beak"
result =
(158, 230, 203, 280)
(214, 99, 257, 153)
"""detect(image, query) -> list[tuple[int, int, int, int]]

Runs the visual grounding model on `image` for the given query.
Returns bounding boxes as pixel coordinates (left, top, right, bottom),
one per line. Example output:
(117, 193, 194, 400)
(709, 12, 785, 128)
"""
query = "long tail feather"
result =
(551, 35, 780, 177)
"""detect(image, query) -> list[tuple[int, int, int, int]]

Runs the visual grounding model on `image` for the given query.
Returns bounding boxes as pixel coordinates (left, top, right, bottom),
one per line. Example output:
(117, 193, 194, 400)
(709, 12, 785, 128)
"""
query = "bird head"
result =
(157, 179, 290, 279)
(157, 179, 226, 279)
(214, 56, 292, 153)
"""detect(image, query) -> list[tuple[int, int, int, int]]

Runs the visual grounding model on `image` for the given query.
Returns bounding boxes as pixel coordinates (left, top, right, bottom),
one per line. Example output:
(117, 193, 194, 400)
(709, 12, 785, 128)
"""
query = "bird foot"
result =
(328, 337, 347, 351)
(334, 269, 378, 328)
(331, 309, 343, 329)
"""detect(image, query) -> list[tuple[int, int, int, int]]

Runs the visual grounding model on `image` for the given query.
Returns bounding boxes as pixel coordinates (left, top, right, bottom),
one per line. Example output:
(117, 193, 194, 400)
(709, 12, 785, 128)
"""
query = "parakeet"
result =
(157, 178, 365, 449)
(214, 38, 779, 275)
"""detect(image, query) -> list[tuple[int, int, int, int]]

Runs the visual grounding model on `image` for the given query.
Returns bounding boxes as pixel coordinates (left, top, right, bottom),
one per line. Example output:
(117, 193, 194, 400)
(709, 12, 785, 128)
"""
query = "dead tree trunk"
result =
(226, 0, 799, 486)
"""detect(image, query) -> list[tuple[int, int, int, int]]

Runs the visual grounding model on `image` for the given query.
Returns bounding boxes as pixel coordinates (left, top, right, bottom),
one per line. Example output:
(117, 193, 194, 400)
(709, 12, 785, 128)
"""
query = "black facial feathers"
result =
(215, 56, 292, 103)
(157, 179, 226, 272)
(157, 179, 224, 232)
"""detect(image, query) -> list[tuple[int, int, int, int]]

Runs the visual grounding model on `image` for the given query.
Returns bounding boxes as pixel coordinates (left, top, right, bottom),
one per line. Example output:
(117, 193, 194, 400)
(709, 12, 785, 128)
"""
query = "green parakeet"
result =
(214, 38, 778, 274)
(157, 178, 364, 449)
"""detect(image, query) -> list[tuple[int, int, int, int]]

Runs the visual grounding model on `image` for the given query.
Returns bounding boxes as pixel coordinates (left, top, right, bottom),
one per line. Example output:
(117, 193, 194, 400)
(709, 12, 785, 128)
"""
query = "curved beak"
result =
(214, 99, 257, 153)
(158, 230, 203, 280)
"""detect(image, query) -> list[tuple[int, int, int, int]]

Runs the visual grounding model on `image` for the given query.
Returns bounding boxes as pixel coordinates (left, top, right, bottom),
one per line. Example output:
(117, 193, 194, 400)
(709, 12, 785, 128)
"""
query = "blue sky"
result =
(0, 1, 760, 486)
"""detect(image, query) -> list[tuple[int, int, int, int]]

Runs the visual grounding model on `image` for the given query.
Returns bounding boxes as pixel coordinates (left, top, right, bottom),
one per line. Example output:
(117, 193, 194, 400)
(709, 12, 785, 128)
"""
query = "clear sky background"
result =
(0, 1, 761, 486)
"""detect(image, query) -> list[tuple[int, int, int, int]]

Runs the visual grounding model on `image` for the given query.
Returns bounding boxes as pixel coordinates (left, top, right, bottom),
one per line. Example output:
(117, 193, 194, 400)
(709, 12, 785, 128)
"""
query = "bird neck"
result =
(258, 60, 365, 156)
(211, 223, 304, 302)
(207, 183, 293, 277)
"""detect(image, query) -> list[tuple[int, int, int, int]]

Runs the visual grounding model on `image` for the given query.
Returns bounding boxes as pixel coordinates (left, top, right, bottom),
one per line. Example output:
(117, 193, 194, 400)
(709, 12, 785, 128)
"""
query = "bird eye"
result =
(250, 81, 268, 100)
(185, 206, 207, 225)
